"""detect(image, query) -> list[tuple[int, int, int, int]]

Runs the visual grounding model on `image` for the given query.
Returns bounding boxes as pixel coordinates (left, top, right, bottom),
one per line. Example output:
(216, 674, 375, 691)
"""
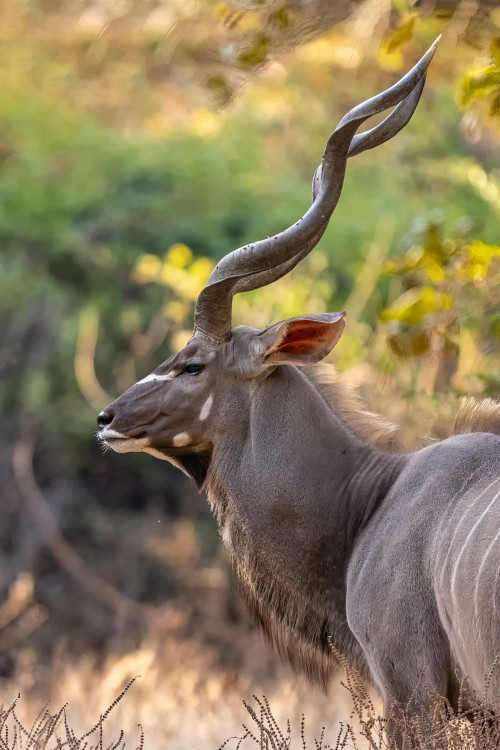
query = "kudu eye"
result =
(183, 363, 205, 376)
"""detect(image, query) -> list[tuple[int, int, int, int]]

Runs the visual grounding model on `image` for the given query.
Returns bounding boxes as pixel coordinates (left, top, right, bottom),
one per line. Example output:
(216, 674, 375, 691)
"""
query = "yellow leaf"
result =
(188, 108, 221, 139)
(378, 48, 403, 73)
(132, 254, 161, 284)
(166, 244, 193, 269)
(384, 15, 418, 53)
(468, 241, 500, 268)
(381, 286, 437, 325)
(213, 2, 230, 21)
(190, 257, 214, 283)
(165, 300, 188, 323)
(426, 263, 445, 283)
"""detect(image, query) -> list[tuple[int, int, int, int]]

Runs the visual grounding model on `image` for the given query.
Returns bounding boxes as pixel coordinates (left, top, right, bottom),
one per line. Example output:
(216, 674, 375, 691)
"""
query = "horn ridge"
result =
(194, 38, 439, 341)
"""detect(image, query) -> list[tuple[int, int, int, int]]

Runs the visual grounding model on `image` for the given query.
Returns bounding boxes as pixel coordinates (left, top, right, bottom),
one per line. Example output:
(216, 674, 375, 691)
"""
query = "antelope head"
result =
(97, 42, 437, 488)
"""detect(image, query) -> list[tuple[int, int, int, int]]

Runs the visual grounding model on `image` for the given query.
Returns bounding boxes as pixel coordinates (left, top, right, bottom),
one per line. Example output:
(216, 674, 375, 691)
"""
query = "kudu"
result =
(97, 39, 500, 730)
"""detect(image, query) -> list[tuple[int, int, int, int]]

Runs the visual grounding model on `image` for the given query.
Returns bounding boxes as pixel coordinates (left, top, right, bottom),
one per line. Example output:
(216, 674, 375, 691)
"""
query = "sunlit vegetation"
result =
(0, 0, 499, 747)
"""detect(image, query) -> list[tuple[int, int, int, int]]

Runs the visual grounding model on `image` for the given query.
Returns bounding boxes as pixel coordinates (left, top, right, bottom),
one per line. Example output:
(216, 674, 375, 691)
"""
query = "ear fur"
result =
(260, 312, 345, 366)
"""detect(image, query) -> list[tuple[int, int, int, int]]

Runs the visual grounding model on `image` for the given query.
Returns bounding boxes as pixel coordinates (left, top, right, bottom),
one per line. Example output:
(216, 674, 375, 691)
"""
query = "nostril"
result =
(97, 409, 113, 431)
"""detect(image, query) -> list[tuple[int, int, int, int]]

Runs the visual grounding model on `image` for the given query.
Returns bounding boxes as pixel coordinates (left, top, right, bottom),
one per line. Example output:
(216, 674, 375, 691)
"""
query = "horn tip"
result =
(429, 35, 442, 55)
(421, 35, 441, 67)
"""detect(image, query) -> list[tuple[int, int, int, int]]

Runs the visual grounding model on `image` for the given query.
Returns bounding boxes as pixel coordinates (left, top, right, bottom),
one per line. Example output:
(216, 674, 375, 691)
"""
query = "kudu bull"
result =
(97, 40, 500, 729)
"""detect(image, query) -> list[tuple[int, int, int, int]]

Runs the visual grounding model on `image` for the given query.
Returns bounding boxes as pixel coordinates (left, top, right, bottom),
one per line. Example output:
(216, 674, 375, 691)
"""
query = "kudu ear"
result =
(259, 312, 346, 367)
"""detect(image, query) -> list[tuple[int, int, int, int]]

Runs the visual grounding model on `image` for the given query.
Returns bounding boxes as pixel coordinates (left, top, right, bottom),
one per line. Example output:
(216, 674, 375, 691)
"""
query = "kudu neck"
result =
(208, 364, 404, 549)
(205, 364, 404, 683)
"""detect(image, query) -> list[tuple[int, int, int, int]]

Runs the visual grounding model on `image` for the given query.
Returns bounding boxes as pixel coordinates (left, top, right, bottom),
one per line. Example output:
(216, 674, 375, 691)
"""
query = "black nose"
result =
(97, 409, 113, 431)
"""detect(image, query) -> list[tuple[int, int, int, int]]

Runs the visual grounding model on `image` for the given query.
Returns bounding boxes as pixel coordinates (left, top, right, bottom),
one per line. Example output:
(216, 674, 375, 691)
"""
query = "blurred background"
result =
(0, 0, 499, 746)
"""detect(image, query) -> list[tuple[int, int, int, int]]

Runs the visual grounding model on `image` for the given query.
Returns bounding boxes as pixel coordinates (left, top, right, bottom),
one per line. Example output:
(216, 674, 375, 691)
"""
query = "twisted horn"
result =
(194, 38, 439, 342)
(312, 72, 427, 201)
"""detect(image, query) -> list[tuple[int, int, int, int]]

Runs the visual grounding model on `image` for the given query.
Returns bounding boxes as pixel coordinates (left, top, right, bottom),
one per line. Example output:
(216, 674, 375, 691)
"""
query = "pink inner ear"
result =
(275, 322, 331, 355)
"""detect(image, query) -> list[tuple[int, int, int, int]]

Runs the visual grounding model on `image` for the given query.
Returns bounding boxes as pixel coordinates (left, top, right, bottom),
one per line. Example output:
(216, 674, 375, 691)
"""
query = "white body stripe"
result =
(438, 467, 483, 590)
(474, 520, 500, 644)
(450, 479, 500, 612)
(494, 550, 500, 623)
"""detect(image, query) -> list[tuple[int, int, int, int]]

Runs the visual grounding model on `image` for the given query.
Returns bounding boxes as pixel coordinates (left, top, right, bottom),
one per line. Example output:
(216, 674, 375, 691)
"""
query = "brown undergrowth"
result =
(2, 650, 500, 749)
(0, 679, 143, 750)
(223, 651, 500, 749)
(0, 614, 354, 749)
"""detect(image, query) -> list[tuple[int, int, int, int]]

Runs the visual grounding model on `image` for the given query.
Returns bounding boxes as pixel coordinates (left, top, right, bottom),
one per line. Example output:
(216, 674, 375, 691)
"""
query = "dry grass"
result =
(0, 679, 142, 750)
(2, 635, 500, 750)
(2, 550, 500, 750)
(0, 613, 355, 750)
(223, 657, 500, 750)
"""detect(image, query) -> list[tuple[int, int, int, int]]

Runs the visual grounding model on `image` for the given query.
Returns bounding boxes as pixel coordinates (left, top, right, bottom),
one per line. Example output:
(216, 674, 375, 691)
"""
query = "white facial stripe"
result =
(199, 394, 214, 422)
(172, 432, 191, 447)
(136, 372, 175, 385)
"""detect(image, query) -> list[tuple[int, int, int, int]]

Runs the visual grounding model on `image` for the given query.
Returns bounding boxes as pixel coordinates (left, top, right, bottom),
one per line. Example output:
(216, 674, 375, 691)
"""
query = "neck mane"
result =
(302, 364, 400, 450)
(303, 364, 500, 448)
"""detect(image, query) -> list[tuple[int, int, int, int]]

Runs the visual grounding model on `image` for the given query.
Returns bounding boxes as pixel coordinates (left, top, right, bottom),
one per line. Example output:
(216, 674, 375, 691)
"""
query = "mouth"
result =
(97, 429, 150, 454)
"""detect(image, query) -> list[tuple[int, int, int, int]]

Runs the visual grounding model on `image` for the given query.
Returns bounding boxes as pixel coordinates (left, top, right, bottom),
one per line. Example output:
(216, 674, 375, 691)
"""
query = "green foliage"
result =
(460, 37, 500, 117)
(380, 13, 420, 68)
(381, 214, 499, 392)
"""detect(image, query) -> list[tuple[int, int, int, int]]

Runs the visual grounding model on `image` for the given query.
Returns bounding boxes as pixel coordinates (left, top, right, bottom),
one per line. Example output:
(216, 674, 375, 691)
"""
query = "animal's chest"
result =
(224, 508, 332, 611)
(220, 512, 340, 685)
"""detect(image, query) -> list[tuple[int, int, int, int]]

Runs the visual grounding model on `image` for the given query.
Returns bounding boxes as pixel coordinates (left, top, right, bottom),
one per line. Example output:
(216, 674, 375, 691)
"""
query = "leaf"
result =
(491, 37, 500, 67)
(270, 6, 289, 28)
(205, 73, 233, 106)
(382, 15, 418, 56)
(408, 332, 431, 357)
(213, 1, 231, 22)
(166, 243, 193, 269)
(468, 241, 500, 271)
(132, 253, 161, 284)
(460, 69, 500, 107)
(381, 287, 432, 325)
(381, 287, 451, 326)
(238, 34, 269, 67)
(426, 262, 445, 283)
(489, 90, 500, 117)
(387, 334, 408, 359)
